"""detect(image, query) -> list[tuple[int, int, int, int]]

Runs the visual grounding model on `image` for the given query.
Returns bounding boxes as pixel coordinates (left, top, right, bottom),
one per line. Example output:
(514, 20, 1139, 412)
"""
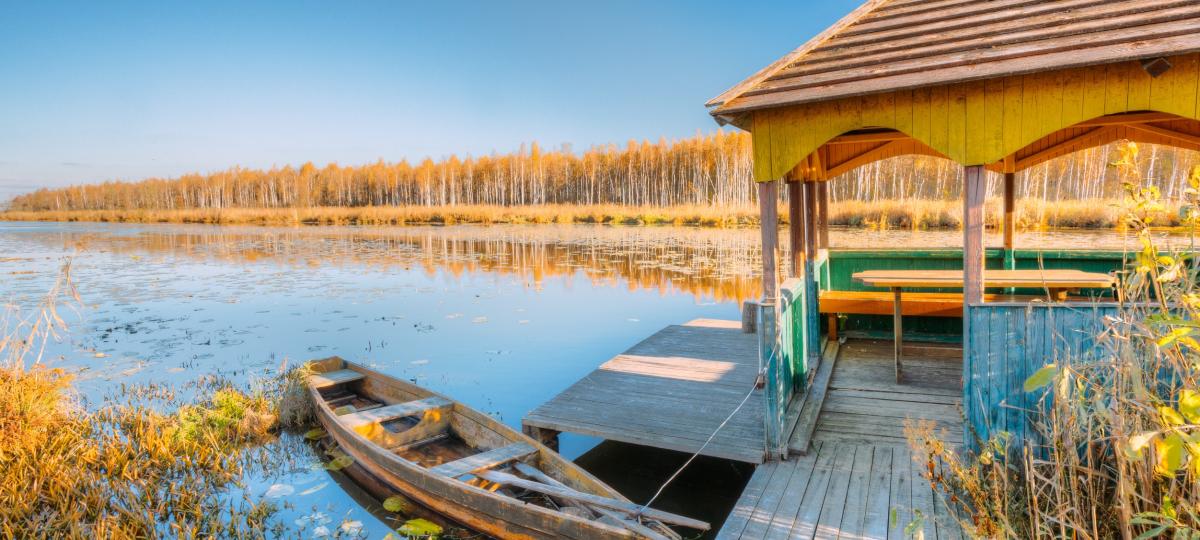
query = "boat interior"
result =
(310, 365, 693, 539)
(314, 368, 542, 490)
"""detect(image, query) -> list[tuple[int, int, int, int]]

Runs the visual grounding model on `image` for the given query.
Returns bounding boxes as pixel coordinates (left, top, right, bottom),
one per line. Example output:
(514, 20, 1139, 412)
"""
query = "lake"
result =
(0, 221, 1180, 538)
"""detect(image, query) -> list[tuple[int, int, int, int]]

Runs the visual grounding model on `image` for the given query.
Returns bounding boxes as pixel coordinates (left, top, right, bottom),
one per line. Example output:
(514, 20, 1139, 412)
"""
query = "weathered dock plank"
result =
(522, 319, 766, 464)
(720, 339, 966, 539)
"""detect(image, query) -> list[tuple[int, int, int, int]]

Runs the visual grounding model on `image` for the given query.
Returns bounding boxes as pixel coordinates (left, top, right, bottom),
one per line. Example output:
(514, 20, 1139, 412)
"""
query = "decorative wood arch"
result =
(754, 53, 1200, 182)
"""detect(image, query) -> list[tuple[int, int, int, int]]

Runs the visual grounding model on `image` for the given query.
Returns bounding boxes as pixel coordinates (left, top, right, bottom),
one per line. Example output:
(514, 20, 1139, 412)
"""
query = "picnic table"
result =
(851, 269, 1116, 382)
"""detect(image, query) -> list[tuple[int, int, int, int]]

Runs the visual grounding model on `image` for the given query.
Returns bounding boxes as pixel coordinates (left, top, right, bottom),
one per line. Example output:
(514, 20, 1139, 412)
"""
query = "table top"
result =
(852, 269, 1115, 289)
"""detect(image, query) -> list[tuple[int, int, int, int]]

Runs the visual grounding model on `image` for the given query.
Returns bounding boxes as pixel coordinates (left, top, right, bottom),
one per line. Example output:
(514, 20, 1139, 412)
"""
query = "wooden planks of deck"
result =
(522, 319, 766, 464)
(720, 339, 965, 539)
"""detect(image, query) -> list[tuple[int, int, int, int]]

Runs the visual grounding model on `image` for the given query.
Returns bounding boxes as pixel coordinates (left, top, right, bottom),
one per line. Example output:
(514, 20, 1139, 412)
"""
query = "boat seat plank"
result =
(339, 397, 453, 428)
(310, 369, 365, 388)
(431, 442, 537, 478)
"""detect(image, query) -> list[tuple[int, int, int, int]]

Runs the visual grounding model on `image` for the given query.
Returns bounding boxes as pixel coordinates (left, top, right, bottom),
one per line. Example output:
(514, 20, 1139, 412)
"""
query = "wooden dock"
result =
(719, 339, 965, 539)
(522, 319, 766, 464)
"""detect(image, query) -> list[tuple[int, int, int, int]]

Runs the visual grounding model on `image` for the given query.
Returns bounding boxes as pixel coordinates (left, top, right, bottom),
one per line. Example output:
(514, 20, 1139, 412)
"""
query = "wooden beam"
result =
(1075, 111, 1180, 127)
(1015, 126, 1116, 170)
(817, 181, 830, 250)
(825, 140, 903, 178)
(1003, 172, 1015, 251)
(758, 181, 780, 302)
(963, 166, 987, 307)
(787, 180, 805, 277)
(1126, 122, 1200, 147)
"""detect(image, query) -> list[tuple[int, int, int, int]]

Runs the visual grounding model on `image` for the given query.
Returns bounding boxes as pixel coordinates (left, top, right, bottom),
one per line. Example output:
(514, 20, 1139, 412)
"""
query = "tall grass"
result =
(3, 199, 1192, 230)
(0, 261, 313, 537)
(908, 142, 1200, 538)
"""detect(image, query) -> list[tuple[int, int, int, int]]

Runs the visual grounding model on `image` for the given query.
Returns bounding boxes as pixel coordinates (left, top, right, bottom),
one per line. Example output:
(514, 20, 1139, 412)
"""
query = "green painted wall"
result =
(822, 249, 1125, 339)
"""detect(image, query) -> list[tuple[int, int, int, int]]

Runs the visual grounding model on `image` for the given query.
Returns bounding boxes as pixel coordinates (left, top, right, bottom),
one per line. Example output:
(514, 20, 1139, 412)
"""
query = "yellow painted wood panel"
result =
(749, 53, 1200, 181)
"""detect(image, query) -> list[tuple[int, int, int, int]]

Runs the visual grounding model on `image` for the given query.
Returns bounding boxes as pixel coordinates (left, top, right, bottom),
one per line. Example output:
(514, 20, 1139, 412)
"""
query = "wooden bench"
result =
(818, 291, 1054, 339)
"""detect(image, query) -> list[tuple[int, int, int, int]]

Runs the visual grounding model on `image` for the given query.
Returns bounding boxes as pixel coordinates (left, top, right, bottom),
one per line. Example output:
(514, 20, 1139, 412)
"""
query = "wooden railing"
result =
(964, 301, 1118, 450)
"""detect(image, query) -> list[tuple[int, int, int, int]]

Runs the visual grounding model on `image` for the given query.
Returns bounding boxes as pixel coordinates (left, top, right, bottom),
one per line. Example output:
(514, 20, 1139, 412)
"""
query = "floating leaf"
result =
(304, 428, 327, 441)
(398, 518, 443, 538)
(1024, 364, 1057, 392)
(325, 454, 354, 471)
(299, 481, 328, 496)
(340, 520, 364, 535)
(1155, 433, 1185, 476)
(383, 496, 410, 513)
(263, 483, 294, 498)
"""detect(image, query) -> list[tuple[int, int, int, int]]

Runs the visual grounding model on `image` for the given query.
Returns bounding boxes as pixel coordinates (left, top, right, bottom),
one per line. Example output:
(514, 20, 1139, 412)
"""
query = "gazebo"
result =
(710, 0, 1200, 459)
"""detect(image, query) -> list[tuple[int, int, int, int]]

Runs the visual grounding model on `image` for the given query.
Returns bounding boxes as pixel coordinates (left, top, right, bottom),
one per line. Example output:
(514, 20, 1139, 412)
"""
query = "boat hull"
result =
(309, 358, 638, 540)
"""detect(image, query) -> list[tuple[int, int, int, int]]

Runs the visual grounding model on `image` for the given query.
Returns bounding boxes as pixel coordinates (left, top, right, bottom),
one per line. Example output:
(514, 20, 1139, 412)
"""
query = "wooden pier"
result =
(718, 339, 964, 539)
(522, 319, 766, 464)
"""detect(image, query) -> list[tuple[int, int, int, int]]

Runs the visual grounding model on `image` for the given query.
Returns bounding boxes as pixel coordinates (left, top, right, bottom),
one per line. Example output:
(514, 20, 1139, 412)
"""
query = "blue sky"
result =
(0, 1, 858, 200)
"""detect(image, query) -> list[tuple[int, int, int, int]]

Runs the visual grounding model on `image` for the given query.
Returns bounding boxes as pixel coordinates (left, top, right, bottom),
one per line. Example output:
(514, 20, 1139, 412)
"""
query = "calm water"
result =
(0, 221, 1184, 537)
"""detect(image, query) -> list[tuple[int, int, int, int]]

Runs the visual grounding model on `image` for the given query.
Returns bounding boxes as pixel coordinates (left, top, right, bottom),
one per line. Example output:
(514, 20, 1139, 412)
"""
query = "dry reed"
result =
(907, 143, 1200, 538)
(4, 198, 1192, 231)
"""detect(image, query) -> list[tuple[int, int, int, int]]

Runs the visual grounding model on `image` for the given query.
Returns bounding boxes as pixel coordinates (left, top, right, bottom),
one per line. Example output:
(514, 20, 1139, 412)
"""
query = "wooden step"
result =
(339, 397, 453, 429)
(430, 442, 537, 478)
(787, 340, 840, 455)
(310, 369, 365, 389)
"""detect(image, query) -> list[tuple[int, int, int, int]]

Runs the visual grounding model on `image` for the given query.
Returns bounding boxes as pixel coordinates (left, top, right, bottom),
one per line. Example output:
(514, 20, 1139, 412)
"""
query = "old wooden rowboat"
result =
(307, 357, 708, 540)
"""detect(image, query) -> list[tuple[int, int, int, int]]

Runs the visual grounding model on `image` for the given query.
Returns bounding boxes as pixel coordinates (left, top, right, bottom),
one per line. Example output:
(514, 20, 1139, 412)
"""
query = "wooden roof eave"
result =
(704, 0, 888, 112)
(716, 36, 1200, 116)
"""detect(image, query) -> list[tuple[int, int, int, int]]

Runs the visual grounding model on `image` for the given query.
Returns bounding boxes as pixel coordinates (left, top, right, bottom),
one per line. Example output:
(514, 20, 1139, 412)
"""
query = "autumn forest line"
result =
(4, 130, 1200, 229)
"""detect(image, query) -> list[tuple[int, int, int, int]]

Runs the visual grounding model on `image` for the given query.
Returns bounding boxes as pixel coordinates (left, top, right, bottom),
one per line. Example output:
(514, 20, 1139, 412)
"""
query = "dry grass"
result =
(828, 198, 1193, 230)
(4, 198, 1193, 230)
(0, 261, 315, 538)
(907, 145, 1200, 538)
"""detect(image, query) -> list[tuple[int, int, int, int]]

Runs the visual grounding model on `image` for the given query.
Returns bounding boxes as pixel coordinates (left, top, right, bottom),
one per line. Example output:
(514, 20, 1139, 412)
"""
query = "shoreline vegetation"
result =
(2, 197, 1195, 230)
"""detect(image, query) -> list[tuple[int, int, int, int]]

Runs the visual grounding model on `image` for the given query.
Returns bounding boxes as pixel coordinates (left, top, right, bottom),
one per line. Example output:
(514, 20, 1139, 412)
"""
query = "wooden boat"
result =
(307, 357, 708, 540)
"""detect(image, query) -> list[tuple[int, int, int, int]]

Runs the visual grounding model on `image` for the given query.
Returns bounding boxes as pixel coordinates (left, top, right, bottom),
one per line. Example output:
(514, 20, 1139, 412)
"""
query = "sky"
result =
(0, 1, 859, 201)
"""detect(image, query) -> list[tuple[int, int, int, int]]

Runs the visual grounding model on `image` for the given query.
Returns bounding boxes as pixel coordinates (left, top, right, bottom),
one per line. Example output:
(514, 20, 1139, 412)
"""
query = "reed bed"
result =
(908, 143, 1200, 538)
(0, 261, 316, 538)
(3, 198, 1192, 230)
(0, 204, 760, 228)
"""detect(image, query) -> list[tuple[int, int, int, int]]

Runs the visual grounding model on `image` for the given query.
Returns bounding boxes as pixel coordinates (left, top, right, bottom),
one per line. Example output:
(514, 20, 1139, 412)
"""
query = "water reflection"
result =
(0, 221, 1175, 538)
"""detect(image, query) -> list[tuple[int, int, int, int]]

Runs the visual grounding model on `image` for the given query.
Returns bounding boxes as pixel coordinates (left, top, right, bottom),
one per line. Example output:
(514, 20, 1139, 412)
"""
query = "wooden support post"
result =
(787, 181, 805, 278)
(758, 181, 780, 303)
(803, 182, 818, 263)
(1003, 172, 1016, 271)
(522, 425, 560, 451)
(817, 181, 830, 251)
(963, 166, 987, 308)
(802, 181, 821, 365)
(741, 300, 758, 334)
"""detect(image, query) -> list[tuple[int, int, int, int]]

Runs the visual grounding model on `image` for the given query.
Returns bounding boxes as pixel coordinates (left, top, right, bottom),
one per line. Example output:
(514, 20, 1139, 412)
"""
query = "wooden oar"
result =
(475, 470, 709, 531)
(512, 463, 678, 540)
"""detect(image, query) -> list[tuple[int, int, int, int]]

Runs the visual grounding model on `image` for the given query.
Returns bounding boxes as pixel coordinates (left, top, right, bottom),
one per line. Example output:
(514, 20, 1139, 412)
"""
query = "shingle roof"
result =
(708, 0, 1200, 120)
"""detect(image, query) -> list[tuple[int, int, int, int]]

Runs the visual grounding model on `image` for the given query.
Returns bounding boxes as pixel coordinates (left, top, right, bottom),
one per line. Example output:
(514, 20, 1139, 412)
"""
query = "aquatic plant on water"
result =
(908, 141, 1200, 538)
(0, 261, 315, 537)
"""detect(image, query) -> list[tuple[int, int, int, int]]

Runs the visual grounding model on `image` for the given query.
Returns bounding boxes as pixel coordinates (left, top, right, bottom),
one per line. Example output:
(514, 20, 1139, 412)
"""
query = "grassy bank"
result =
(2, 198, 1194, 230)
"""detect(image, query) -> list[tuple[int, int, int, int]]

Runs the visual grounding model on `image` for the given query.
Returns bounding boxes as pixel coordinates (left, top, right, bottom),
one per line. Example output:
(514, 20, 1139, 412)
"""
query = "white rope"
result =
(635, 379, 760, 518)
